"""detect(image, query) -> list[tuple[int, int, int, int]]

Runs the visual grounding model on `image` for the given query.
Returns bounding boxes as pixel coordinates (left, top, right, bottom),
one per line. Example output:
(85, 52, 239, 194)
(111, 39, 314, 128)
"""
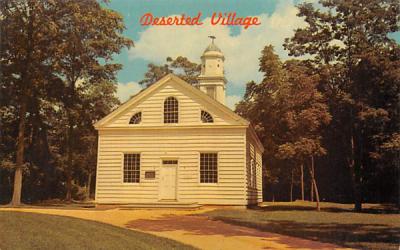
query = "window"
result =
(164, 97, 178, 123)
(201, 110, 214, 123)
(200, 153, 218, 183)
(129, 112, 142, 124)
(123, 153, 140, 183)
(249, 144, 257, 188)
(206, 86, 216, 99)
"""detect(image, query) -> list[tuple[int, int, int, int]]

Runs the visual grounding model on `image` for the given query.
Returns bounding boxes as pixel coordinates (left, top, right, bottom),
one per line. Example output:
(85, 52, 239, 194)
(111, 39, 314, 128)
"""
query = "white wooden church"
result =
(94, 40, 264, 206)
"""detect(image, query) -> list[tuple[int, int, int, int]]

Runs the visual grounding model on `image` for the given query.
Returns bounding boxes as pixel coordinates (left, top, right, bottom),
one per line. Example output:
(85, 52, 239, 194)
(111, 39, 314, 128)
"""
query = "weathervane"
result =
(208, 35, 216, 44)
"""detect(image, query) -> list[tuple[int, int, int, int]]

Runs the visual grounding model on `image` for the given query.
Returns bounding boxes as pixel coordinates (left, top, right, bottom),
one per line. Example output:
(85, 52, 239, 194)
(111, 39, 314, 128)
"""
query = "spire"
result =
(204, 35, 222, 53)
(208, 35, 216, 44)
(198, 37, 227, 105)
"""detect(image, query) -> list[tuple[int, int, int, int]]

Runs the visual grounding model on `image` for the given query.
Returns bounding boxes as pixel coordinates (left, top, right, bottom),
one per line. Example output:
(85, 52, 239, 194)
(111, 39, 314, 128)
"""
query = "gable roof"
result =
(94, 74, 249, 128)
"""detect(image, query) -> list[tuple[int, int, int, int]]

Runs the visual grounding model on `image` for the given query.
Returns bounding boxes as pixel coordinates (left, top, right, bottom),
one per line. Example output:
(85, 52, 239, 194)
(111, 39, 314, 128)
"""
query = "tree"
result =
(1, 0, 132, 204)
(50, 0, 132, 201)
(275, 60, 331, 211)
(284, 0, 399, 211)
(237, 46, 331, 210)
(0, 0, 60, 205)
(139, 56, 201, 87)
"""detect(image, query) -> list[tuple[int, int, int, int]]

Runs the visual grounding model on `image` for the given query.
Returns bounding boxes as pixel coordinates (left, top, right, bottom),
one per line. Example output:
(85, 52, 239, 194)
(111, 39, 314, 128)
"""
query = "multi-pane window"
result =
(123, 153, 140, 183)
(201, 110, 214, 123)
(200, 153, 218, 183)
(164, 97, 178, 123)
(129, 112, 142, 124)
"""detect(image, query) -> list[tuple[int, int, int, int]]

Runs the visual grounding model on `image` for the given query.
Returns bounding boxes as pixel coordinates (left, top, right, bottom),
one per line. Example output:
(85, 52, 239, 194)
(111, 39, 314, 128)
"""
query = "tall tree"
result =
(50, 0, 132, 201)
(139, 56, 201, 87)
(276, 60, 331, 210)
(284, 0, 399, 211)
(237, 46, 331, 209)
(0, 0, 59, 205)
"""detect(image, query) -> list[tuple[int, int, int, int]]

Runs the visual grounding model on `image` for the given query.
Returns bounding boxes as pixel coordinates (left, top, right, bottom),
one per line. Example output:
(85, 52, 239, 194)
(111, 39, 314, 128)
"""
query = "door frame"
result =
(158, 158, 178, 201)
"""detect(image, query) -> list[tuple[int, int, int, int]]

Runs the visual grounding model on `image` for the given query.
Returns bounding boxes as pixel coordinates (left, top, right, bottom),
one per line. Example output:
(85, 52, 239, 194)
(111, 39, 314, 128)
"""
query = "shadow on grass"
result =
(254, 204, 399, 214)
(211, 216, 400, 250)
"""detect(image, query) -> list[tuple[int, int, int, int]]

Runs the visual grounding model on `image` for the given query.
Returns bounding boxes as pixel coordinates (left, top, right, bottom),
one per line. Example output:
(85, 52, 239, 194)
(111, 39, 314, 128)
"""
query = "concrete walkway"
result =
(1, 207, 352, 250)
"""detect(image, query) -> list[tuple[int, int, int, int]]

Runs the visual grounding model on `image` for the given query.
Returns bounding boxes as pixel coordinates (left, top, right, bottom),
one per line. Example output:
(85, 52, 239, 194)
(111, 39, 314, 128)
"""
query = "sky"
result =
(105, 0, 400, 109)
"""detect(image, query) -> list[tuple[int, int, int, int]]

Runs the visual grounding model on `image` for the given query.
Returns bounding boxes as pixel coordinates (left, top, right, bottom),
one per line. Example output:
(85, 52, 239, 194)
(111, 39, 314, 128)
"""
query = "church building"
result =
(94, 40, 264, 206)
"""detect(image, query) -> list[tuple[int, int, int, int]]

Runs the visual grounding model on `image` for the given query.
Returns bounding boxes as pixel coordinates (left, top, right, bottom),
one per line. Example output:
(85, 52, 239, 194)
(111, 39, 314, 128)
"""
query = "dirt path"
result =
(1, 207, 352, 250)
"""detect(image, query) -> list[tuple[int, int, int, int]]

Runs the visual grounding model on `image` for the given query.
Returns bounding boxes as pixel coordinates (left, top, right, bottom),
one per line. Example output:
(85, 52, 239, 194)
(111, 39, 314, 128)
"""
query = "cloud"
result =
(129, 1, 306, 86)
(226, 95, 242, 110)
(116, 81, 142, 102)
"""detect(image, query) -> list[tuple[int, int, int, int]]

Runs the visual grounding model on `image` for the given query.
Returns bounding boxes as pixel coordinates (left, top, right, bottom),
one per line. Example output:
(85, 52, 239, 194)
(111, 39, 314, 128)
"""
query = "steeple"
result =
(197, 36, 227, 105)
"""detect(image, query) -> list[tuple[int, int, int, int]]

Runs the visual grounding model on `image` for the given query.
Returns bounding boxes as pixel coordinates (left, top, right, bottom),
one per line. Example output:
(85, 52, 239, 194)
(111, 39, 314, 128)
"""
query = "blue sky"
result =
(105, 0, 400, 109)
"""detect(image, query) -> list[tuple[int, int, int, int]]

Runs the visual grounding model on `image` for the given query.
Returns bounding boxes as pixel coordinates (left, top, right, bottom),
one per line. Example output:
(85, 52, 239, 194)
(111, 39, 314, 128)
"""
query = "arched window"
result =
(201, 110, 214, 123)
(129, 112, 142, 124)
(164, 97, 178, 123)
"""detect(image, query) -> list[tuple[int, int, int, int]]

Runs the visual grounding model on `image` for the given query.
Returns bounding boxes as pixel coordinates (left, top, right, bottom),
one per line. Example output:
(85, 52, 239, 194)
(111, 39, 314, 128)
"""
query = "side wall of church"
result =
(245, 129, 263, 204)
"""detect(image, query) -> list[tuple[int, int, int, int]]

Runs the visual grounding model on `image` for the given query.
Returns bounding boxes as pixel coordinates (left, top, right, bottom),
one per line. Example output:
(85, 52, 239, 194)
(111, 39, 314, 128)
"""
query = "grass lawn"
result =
(0, 211, 196, 250)
(204, 201, 400, 250)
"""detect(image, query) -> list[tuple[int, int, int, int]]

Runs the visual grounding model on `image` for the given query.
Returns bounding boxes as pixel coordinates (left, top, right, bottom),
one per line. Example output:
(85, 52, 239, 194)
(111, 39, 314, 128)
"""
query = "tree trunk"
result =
(309, 156, 320, 211)
(10, 97, 28, 206)
(310, 178, 314, 202)
(300, 164, 304, 201)
(10, 6, 35, 206)
(65, 111, 74, 202)
(290, 169, 294, 202)
(86, 172, 92, 200)
(349, 133, 362, 212)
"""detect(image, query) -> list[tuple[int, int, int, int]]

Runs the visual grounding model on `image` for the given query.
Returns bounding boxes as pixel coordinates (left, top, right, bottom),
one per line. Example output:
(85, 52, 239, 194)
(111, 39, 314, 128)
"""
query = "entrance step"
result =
(118, 201, 202, 209)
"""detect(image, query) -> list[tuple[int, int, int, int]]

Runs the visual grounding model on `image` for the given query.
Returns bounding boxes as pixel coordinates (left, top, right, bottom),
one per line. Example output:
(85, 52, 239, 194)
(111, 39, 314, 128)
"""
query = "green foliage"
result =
(284, 0, 399, 209)
(237, 46, 330, 200)
(139, 56, 201, 87)
(0, 0, 132, 203)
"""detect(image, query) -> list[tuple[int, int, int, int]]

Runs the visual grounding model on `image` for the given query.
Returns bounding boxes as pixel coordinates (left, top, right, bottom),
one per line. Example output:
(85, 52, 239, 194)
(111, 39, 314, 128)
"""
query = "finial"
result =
(208, 35, 216, 44)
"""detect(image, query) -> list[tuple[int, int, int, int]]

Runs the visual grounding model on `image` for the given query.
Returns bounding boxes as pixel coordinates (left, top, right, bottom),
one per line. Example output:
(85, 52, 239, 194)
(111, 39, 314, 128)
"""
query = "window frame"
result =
(129, 111, 142, 125)
(163, 96, 179, 124)
(199, 152, 219, 184)
(200, 110, 214, 123)
(121, 153, 141, 184)
(248, 144, 257, 189)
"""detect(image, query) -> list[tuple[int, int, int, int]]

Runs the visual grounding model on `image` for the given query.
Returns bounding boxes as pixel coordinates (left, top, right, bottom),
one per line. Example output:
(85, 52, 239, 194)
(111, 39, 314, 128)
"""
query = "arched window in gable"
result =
(164, 97, 178, 123)
(201, 110, 214, 123)
(129, 112, 142, 124)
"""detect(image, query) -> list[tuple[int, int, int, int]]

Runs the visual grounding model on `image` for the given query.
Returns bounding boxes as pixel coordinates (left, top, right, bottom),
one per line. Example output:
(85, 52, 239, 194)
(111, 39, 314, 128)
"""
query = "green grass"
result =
(0, 211, 196, 250)
(204, 201, 400, 250)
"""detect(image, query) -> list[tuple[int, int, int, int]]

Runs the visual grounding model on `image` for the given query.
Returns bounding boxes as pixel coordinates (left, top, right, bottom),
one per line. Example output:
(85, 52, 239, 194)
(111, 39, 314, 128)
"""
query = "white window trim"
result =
(163, 96, 179, 124)
(200, 110, 214, 123)
(128, 110, 143, 126)
(121, 152, 141, 185)
(160, 95, 182, 127)
(198, 152, 219, 185)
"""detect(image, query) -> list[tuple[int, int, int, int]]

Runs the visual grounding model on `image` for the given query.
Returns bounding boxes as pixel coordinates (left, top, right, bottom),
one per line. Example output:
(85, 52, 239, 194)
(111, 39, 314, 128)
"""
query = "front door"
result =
(159, 160, 177, 200)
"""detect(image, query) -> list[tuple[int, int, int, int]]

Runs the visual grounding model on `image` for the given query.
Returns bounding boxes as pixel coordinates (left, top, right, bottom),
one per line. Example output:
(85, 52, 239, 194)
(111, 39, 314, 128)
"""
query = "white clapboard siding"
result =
(107, 81, 237, 127)
(95, 128, 247, 205)
(95, 76, 263, 206)
(245, 128, 263, 204)
(256, 151, 263, 203)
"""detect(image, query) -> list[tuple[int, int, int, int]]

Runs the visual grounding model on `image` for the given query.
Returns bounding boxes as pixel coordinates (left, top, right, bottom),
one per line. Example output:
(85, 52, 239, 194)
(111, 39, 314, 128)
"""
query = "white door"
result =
(159, 161, 177, 200)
